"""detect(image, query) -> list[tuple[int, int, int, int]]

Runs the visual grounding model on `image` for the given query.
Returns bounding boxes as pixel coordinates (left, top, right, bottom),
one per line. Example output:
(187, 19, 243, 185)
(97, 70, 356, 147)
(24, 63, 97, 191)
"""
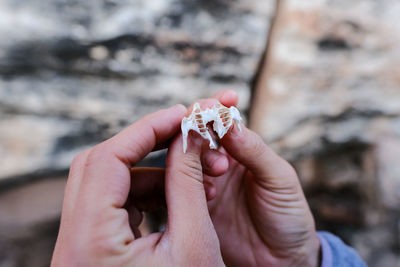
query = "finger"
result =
(212, 89, 238, 107)
(79, 104, 187, 209)
(204, 180, 217, 200)
(201, 148, 229, 177)
(145, 141, 230, 178)
(129, 167, 217, 207)
(164, 132, 216, 241)
(221, 124, 299, 189)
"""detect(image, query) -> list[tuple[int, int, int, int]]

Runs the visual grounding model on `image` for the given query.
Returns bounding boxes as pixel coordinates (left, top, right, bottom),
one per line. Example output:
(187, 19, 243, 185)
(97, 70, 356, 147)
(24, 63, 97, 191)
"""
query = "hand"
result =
(204, 91, 320, 266)
(51, 105, 225, 266)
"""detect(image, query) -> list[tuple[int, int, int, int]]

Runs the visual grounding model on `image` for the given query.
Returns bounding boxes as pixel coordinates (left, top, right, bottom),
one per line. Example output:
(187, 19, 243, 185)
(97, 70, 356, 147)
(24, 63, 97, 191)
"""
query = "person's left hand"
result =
(51, 105, 225, 266)
(134, 91, 320, 267)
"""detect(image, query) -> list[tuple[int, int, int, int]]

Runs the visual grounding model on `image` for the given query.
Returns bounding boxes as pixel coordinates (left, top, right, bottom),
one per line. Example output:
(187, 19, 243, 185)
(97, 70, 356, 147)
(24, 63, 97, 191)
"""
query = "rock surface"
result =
(252, 0, 400, 265)
(0, 0, 274, 180)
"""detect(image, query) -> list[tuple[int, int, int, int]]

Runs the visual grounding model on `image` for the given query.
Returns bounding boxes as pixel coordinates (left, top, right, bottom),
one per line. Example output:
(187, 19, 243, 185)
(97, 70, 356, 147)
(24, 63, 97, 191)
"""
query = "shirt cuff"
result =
(317, 232, 333, 267)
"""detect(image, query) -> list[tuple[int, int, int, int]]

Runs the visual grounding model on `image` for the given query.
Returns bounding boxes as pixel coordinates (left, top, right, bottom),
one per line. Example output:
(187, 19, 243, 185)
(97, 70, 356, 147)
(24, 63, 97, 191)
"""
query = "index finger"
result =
(78, 104, 187, 208)
(212, 89, 238, 107)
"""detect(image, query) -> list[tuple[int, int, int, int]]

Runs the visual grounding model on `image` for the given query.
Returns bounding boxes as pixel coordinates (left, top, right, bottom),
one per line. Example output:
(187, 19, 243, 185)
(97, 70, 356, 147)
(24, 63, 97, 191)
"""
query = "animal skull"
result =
(181, 102, 243, 153)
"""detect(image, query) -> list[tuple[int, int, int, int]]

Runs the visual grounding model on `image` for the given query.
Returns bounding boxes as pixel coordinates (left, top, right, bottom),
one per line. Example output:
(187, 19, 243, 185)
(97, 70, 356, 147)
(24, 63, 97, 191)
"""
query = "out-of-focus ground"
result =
(0, 1, 399, 266)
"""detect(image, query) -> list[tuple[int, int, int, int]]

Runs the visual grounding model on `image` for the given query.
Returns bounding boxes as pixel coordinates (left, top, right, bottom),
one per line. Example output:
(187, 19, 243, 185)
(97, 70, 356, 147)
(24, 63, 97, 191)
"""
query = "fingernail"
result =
(170, 104, 187, 114)
(224, 90, 237, 99)
(189, 131, 204, 147)
(230, 122, 243, 138)
(220, 90, 238, 106)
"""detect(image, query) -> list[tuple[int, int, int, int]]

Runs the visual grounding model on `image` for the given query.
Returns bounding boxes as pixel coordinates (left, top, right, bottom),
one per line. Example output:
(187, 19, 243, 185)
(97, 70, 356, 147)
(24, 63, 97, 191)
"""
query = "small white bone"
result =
(181, 101, 243, 153)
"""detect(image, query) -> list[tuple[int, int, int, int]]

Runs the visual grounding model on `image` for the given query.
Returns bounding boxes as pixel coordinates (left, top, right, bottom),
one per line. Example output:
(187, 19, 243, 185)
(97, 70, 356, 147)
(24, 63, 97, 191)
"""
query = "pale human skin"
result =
(52, 90, 320, 266)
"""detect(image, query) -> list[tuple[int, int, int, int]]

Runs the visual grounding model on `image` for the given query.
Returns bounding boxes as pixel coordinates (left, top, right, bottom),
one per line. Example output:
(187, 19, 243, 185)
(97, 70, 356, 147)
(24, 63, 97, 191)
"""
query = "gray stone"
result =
(0, 0, 275, 180)
(375, 137, 400, 211)
(252, 0, 400, 150)
(251, 0, 400, 265)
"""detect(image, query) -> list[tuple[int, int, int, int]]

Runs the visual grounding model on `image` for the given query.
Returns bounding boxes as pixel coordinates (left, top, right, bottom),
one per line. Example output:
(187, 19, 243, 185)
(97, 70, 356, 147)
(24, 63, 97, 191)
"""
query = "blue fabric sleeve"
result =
(317, 231, 367, 267)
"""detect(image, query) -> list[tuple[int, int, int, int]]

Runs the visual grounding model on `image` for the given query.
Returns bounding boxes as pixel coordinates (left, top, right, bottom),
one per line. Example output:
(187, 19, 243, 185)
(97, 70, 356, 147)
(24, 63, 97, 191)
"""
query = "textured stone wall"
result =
(252, 1, 400, 266)
(0, 0, 273, 180)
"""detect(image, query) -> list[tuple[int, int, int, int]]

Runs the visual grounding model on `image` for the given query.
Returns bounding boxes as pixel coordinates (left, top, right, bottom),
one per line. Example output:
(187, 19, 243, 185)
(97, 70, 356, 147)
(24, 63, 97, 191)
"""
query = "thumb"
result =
(221, 123, 299, 189)
(164, 132, 217, 244)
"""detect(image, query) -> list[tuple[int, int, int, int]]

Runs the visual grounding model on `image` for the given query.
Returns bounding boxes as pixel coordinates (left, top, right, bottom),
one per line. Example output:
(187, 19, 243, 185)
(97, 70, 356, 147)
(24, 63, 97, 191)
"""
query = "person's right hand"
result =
(202, 91, 321, 266)
(51, 105, 225, 267)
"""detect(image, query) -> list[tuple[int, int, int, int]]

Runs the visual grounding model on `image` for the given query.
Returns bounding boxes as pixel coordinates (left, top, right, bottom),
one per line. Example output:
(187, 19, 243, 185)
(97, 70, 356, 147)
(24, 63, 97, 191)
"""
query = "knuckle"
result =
(248, 135, 267, 159)
(132, 131, 150, 158)
(201, 153, 213, 171)
(178, 155, 203, 183)
(84, 143, 112, 169)
(92, 142, 110, 156)
(272, 157, 298, 181)
(68, 149, 91, 182)
(70, 150, 89, 169)
(282, 161, 298, 179)
(89, 235, 116, 256)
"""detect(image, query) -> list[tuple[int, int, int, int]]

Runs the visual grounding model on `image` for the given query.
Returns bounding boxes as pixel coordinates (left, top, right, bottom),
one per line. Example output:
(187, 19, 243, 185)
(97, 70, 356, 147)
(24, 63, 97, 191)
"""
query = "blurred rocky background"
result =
(0, 0, 398, 266)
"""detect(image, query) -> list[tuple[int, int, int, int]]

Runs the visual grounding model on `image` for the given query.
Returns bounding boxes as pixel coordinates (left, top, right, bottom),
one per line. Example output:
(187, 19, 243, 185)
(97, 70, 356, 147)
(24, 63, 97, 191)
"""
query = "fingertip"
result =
(207, 186, 216, 201)
(219, 90, 238, 107)
(213, 154, 229, 176)
(220, 123, 245, 151)
(171, 104, 187, 116)
(202, 149, 229, 177)
(204, 182, 217, 201)
(228, 121, 245, 139)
